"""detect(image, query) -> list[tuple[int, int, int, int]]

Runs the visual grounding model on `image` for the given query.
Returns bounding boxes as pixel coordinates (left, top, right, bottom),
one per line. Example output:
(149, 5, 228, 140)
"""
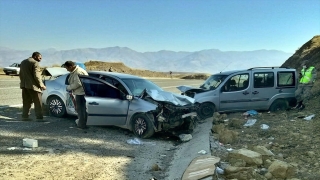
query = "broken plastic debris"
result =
(23, 138, 38, 148)
(243, 119, 257, 127)
(226, 148, 233, 151)
(127, 138, 142, 145)
(126, 138, 156, 145)
(216, 167, 224, 174)
(7, 147, 17, 150)
(304, 114, 315, 120)
(198, 150, 207, 154)
(23, 148, 32, 151)
(246, 110, 258, 116)
(260, 124, 269, 130)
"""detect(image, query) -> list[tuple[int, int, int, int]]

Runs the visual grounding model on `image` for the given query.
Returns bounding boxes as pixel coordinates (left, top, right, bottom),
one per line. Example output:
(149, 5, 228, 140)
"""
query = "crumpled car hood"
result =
(176, 85, 203, 93)
(42, 67, 69, 77)
(144, 89, 195, 106)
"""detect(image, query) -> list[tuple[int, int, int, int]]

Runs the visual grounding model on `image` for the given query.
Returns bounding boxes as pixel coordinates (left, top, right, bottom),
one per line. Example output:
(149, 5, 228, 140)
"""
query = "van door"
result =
(219, 73, 251, 111)
(248, 71, 277, 109)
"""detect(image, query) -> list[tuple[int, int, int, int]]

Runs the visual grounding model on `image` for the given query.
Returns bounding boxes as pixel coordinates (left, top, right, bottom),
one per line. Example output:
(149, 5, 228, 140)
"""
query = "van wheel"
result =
(198, 102, 215, 119)
(269, 99, 288, 112)
(131, 114, 155, 139)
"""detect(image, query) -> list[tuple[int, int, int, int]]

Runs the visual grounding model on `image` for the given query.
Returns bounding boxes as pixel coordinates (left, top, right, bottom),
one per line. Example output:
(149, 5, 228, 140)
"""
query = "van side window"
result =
(254, 72, 274, 88)
(223, 73, 249, 92)
(277, 71, 295, 87)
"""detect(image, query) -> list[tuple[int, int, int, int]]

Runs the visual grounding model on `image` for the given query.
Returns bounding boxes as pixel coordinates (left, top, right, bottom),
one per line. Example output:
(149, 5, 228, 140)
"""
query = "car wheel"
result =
(269, 99, 288, 112)
(131, 114, 155, 139)
(198, 102, 215, 120)
(5, 72, 9, 75)
(48, 96, 66, 117)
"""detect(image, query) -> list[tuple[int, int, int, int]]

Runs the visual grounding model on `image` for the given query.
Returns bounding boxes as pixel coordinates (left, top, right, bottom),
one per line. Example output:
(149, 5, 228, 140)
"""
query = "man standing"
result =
(294, 60, 317, 110)
(20, 52, 46, 121)
(63, 61, 88, 129)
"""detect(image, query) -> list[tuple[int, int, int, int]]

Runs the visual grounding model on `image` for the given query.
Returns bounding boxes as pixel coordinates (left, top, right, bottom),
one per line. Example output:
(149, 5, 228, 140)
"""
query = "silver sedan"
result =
(42, 68, 199, 138)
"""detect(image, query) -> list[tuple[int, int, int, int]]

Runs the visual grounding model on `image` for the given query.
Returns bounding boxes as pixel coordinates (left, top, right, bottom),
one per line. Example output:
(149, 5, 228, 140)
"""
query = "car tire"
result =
(198, 102, 215, 120)
(131, 114, 155, 139)
(48, 96, 66, 117)
(269, 99, 288, 112)
(5, 72, 9, 75)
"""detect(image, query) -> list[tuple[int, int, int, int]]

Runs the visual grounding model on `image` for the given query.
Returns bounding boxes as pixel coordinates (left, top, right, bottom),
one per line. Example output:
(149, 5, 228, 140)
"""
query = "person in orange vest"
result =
(294, 60, 317, 110)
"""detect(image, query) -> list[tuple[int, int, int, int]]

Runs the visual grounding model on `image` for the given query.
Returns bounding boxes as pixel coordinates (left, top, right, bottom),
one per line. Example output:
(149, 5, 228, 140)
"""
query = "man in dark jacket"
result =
(19, 52, 46, 121)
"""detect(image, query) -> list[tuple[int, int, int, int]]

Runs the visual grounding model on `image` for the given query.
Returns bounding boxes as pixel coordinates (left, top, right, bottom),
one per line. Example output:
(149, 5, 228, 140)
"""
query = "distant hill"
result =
(0, 46, 291, 74)
(281, 35, 320, 71)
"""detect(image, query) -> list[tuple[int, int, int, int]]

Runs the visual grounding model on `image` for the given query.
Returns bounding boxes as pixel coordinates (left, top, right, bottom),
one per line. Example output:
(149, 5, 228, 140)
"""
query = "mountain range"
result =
(0, 46, 292, 73)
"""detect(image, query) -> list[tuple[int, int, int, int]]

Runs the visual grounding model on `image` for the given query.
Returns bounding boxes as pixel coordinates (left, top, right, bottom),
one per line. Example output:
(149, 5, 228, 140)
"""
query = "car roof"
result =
(88, 71, 144, 79)
(214, 70, 246, 76)
(213, 67, 295, 76)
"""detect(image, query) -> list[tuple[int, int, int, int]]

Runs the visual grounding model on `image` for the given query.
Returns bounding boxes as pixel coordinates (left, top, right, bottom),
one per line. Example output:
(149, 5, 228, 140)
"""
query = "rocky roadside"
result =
(208, 109, 320, 180)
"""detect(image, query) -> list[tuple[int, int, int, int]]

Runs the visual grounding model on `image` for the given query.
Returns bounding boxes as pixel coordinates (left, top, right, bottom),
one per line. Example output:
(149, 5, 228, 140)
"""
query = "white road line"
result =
(0, 104, 23, 109)
(0, 87, 20, 89)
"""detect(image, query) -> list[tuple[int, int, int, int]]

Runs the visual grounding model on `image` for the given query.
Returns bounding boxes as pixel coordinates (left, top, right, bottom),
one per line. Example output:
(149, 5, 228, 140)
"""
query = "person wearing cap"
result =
(63, 61, 88, 129)
(19, 52, 46, 121)
(108, 66, 114, 72)
(294, 60, 317, 110)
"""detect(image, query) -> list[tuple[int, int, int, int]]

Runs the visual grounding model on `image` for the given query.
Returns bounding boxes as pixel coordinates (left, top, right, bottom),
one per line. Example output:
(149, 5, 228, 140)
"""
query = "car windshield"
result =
(200, 74, 228, 90)
(122, 78, 163, 96)
(9, 63, 19, 67)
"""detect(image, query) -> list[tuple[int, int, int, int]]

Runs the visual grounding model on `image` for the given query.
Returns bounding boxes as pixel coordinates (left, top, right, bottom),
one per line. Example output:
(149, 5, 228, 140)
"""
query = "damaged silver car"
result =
(42, 69, 199, 138)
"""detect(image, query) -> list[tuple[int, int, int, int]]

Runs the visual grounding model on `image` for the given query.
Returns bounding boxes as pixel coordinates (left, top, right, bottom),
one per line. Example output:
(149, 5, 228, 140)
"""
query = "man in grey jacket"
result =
(20, 52, 46, 121)
(63, 61, 88, 129)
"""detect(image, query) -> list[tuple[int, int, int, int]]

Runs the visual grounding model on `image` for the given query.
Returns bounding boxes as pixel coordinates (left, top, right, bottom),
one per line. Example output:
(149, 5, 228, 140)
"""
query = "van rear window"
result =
(277, 72, 296, 87)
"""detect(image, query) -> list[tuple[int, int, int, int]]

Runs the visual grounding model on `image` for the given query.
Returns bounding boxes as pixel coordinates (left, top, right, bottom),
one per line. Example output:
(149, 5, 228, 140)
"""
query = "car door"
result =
(78, 76, 129, 126)
(248, 71, 277, 109)
(219, 73, 251, 111)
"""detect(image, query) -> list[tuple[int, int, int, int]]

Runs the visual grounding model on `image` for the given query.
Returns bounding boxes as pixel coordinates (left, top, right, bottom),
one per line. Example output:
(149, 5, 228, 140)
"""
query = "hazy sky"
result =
(0, 0, 319, 53)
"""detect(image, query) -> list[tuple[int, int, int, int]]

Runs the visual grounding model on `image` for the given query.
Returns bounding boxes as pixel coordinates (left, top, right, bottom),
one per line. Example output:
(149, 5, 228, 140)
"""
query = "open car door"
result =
(78, 75, 129, 126)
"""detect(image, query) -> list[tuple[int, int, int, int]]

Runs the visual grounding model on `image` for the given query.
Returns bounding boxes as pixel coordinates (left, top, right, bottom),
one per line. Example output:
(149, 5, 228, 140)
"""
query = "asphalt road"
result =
(0, 76, 203, 107)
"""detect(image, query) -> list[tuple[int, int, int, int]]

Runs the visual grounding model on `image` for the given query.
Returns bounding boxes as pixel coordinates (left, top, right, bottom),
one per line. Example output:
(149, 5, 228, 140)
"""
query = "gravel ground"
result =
(0, 107, 188, 180)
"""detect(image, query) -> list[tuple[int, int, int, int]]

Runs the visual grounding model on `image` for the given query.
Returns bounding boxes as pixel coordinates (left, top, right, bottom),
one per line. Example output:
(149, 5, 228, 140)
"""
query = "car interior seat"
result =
(223, 81, 230, 92)
(266, 76, 274, 87)
(229, 79, 238, 91)
(254, 76, 263, 88)
(243, 80, 249, 89)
